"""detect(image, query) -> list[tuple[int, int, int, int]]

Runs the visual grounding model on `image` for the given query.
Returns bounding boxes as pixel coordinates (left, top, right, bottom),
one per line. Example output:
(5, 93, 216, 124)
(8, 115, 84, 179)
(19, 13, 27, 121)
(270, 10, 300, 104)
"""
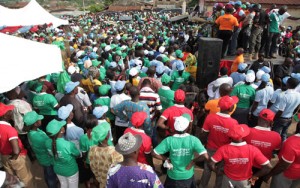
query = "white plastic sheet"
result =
(0, 33, 63, 93)
(0, 0, 68, 28)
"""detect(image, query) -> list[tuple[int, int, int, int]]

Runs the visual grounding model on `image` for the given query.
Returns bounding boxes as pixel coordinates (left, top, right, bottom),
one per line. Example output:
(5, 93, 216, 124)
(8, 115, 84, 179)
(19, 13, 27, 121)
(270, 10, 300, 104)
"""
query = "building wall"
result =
(155, 0, 190, 8)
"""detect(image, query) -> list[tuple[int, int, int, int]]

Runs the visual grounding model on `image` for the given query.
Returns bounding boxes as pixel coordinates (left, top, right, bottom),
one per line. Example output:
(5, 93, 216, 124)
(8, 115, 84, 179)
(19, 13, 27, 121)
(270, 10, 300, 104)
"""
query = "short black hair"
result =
(220, 67, 228, 76)
(287, 77, 299, 89)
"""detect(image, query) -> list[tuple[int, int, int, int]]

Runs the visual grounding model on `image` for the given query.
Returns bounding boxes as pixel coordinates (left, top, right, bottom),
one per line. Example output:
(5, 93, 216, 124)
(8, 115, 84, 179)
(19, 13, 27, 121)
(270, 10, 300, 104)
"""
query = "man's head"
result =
(115, 132, 142, 159)
(284, 57, 293, 67)
(147, 66, 156, 77)
(218, 96, 239, 113)
(219, 83, 233, 97)
(234, 1, 242, 9)
(129, 86, 140, 99)
(258, 109, 275, 127)
(141, 78, 151, 89)
(174, 89, 185, 104)
(131, 111, 147, 129)
(174, 115, 190, 134)
(258, 53, 265, 62)
(220, 67, 228, 76)
(287, 77, 299, 89)
(0, 103, 14, 121)
(236, 48, 244, 56)
(279, 5, 288, 15)
(227, 123, 250, 142)
(65, 81, 79, 95)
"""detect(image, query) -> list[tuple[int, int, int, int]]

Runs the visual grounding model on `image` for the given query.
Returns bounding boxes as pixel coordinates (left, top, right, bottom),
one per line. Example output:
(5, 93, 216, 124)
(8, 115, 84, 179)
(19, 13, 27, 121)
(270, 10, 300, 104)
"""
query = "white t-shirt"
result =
(110, 93, 131, 127)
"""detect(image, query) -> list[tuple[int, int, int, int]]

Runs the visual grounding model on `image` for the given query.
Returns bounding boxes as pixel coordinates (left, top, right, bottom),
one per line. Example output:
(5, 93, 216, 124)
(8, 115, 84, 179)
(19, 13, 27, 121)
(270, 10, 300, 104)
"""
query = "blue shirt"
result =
(253, 86, 274, 116)
(230, 72, 246, 86)
(65, 122, 84, 141)
(278, 89, 300, 118)
(112, 100, 151, 135)
(270, 89, 285, 113)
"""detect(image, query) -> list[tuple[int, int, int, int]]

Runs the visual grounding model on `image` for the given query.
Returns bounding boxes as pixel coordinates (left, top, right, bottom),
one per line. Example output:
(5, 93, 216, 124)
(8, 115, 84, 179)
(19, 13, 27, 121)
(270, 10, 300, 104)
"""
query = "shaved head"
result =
(219, 83, 232, 97)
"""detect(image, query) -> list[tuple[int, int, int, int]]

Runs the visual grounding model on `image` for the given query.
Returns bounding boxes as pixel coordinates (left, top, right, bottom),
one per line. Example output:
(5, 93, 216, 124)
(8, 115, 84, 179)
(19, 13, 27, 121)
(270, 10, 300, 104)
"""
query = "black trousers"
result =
(217, 30, 233, 58)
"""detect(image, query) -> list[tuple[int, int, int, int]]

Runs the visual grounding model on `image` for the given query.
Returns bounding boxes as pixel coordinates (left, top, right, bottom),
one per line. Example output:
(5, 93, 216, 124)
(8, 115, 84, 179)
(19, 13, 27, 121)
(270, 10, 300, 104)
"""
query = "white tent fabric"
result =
(0, 0, 69, 28)
(0, 33, 63, 93)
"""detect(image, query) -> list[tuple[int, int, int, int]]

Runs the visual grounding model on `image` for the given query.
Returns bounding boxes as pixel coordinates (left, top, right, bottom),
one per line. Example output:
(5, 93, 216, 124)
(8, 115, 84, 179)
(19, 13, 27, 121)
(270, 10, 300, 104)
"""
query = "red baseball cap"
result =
(218, 96, 239, 110)
(131, 111, 147, 127)
(0, 103, 14, 117)
(225, 4, 233, 10)
(227, 124, 250, 140)
(259, 109, 275, 122)
(175, 89, 185, 102)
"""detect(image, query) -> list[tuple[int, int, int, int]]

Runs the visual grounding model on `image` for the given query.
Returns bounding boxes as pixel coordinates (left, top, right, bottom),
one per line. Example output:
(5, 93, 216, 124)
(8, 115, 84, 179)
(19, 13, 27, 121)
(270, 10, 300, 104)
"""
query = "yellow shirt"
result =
(81, 78, 102, 93)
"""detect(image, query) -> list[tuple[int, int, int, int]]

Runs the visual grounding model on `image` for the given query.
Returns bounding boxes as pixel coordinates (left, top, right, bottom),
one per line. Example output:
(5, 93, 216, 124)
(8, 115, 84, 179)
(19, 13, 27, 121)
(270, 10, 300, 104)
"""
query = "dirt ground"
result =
(30, 120, 297, 188)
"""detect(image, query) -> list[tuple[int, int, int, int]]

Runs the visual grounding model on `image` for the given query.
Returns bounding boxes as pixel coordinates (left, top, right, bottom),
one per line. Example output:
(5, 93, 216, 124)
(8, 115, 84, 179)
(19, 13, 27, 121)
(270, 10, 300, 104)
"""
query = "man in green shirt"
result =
(23, 111, 57, 188)
(230, 72, 256, 124)
(152, 115, 208, 187)
(170, 60, 190, 91)
(158, 74, 175, 112)
(266, 7, 286, 58)
(32, 82, 60, 131)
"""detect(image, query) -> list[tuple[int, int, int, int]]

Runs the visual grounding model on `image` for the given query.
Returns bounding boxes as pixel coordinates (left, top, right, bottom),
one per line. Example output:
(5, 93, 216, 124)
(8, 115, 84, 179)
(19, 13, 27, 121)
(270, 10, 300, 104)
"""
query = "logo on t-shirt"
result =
(251, 140, 271, 148)
(229, 158, 249, 164)
(173, 148, 191, 157)
(213, 125, 229, 133)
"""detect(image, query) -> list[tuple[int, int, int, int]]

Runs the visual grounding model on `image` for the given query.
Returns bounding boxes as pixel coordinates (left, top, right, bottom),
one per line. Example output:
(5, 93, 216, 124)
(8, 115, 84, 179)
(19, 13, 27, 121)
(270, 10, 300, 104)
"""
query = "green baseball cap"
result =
(23, 111, 44, 126)
(175, 50, 184, 58)
(92, 122, 110, 144)
(92, 60, 101, 67)
(46, 119, 66, 136)
(100, 43, 107, 48)
(34, 82, 44, 93)
(98, 84, 111, 96)
(161, 73, 171, 84)
(162, 56, 170, 63)
(138, 35, 143, 39)
(116, 50, 122, 56)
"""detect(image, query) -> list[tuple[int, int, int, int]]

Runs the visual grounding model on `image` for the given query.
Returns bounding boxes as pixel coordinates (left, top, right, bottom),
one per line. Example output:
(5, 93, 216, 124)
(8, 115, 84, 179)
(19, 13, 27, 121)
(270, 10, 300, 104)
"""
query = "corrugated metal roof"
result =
(205, 0, 300, 6)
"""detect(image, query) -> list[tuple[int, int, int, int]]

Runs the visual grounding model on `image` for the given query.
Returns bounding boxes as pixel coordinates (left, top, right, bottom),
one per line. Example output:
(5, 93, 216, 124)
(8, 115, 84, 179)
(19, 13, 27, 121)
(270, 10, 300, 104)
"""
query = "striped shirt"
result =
(139, 87, 162, 119)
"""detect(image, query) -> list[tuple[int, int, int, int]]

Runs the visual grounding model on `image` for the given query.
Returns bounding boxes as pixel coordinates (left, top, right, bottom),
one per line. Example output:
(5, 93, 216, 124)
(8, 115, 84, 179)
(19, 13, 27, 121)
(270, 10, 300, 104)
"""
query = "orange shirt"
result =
(231, 54, 244, 73)
(215, 14, 239, 31)
(205, 98, 236, 115)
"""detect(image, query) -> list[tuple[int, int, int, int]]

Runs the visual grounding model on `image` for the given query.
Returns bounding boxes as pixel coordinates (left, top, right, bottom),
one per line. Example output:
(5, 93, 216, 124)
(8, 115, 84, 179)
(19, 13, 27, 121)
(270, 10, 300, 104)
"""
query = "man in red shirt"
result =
(200, 95, 239, 188)
(157, 89, 193, 136)
(124, 111, 153, 166)
(265, 131, 300, 188)
(244, 108, 281, 188)
(0, 103, 34, 187)
(209, 124, 272, 188)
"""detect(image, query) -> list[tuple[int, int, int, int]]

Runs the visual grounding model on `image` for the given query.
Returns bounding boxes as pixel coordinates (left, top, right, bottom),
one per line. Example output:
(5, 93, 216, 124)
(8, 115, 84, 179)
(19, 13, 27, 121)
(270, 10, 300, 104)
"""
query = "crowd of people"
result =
(0, 1, 300, 188)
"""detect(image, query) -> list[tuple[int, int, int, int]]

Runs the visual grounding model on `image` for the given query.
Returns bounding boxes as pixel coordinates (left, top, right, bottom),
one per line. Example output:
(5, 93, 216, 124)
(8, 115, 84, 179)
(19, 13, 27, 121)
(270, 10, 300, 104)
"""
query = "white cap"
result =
(174, 116, 189, 132)
(246, 72, 255, 83)
(129, 68, 139, 76)
(105, 45, 112, 52)
(144, 50, 149, 55)
(84, 60, 92, 69)
(76, 50, 84, 58)
(256, 70, 265, 80)
(159, 46, 166, 53)
(68, 66, 76, 74)
(116, 35, 121, 40)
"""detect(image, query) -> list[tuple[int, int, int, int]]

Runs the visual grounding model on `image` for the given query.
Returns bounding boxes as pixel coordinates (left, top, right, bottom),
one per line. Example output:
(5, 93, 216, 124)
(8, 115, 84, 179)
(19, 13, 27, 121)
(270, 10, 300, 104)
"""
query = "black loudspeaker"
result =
(196, 37, 223, 89)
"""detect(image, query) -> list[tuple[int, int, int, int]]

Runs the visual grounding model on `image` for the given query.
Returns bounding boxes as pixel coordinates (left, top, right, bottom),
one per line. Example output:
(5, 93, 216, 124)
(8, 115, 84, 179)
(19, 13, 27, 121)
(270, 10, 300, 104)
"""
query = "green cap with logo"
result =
(23, 111, 44, 126)
(46, 119, 66, 136)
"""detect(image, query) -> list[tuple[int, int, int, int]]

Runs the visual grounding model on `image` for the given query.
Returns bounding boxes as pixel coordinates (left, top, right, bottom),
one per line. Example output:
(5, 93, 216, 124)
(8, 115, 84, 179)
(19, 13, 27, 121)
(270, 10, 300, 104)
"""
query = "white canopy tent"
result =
(0, 0, 69, 28)
(0, 33, 63, 93)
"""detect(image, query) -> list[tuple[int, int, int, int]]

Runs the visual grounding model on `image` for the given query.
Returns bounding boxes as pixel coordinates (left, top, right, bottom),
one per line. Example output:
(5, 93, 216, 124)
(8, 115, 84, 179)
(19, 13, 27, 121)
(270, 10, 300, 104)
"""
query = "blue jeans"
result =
(272, 117, 292, 141)
(43, 165, 57, 188)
